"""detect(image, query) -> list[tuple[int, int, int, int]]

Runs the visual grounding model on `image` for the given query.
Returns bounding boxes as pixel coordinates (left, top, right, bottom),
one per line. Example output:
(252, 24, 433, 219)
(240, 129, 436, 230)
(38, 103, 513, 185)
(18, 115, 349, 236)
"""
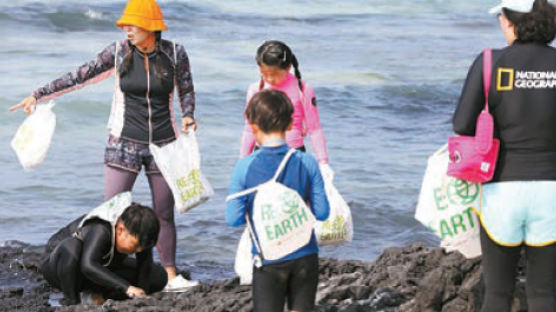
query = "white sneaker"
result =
(163, 274, 199, 292)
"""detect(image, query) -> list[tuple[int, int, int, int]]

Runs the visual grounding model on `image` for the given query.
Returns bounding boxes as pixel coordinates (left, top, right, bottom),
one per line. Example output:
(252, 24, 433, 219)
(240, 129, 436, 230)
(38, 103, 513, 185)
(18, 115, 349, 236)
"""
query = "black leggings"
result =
(253, 254, 318, 312)
(480, 225, 556, 311)
(40, 237, 167, 305)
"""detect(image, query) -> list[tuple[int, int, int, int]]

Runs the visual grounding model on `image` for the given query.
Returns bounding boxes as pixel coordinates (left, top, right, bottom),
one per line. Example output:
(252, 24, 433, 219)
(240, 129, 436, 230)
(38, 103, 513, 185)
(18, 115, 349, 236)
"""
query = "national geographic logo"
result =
(496, 67, 556, 91)
(497, 68, 514, 91)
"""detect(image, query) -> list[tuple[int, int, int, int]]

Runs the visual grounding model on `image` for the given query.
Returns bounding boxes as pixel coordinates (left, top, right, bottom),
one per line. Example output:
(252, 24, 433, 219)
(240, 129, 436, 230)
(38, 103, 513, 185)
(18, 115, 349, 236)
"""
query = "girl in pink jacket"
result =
(240, 40, 332, 176)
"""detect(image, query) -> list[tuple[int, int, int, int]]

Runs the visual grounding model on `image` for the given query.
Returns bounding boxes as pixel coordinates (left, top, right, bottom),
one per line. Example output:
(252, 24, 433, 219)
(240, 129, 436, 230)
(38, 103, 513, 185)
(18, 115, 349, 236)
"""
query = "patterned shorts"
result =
(104, 135, 174, 174)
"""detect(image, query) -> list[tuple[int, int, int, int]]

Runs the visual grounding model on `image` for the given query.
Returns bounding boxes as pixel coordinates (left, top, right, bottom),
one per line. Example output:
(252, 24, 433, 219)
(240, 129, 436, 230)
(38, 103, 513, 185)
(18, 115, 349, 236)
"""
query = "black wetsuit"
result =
(453, 41, 556, 182)
(119, 48, 176, 143)
(40, 219, 167, 305)
(453, 41, 556, 311)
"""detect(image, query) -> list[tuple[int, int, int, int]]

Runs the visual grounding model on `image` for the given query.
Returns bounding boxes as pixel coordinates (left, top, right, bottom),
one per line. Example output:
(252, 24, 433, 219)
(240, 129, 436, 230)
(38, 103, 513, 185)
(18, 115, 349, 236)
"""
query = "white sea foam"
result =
(84, 8, 104, 21)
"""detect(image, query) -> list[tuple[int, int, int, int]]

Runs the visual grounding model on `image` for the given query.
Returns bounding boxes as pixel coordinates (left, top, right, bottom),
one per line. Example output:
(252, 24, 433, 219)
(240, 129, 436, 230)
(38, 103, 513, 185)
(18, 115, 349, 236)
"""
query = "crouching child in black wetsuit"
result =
(40, 201, 167, 305)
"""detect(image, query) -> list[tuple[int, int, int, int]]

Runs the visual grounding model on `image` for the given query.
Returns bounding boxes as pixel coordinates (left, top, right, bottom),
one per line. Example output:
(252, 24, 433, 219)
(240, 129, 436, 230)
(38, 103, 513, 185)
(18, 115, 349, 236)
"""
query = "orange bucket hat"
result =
(116, 0, 168, 32)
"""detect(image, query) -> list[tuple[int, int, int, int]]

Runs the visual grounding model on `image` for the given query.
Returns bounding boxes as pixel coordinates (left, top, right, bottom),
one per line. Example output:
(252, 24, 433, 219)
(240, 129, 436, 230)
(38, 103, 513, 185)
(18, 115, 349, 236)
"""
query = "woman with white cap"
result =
(9, 0, 197, 291)
(452, 0, 556, 310)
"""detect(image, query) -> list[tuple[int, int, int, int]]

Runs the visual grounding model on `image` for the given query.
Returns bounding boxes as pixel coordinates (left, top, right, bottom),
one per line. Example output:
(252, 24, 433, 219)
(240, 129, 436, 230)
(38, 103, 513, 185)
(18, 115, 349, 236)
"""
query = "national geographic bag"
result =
(227, 149, 316, 262)
(415, 145, 482, 258)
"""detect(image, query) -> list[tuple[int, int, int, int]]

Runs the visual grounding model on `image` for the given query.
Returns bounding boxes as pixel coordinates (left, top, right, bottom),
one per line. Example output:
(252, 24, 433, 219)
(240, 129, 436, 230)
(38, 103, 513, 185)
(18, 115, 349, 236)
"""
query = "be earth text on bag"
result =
(314, 174, 353, 246)
(149, 132, 214, 214)
(227, 149, 316, 262)
(416, 145, 482, 259)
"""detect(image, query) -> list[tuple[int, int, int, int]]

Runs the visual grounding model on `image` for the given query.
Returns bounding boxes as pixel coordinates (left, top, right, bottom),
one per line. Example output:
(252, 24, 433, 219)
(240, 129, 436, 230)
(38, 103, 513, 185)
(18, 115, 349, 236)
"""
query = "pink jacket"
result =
(240, 73, 328, 164)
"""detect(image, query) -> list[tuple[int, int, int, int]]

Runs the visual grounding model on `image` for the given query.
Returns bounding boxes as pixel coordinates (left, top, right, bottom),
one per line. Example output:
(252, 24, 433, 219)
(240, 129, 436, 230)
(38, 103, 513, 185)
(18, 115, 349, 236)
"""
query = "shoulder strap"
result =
(271, 148, 296, 182)
(225, 149, 297, 201)
(482, 49, 492, 112)
(475, 48, 495, 154)
(226, 185, 258, 201)
(245, 214, 264, 264)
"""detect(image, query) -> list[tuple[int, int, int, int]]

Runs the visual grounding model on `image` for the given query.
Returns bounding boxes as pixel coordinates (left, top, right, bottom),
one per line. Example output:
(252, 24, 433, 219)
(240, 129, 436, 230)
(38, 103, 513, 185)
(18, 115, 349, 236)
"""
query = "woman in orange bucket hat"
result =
(11, 0, 198, 296)
(116, 0, 168, 32)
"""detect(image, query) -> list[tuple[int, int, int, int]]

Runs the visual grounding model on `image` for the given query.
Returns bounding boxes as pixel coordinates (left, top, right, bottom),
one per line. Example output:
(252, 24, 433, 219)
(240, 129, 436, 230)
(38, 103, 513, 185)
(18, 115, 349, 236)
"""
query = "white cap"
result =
(488, 0, 535, 15)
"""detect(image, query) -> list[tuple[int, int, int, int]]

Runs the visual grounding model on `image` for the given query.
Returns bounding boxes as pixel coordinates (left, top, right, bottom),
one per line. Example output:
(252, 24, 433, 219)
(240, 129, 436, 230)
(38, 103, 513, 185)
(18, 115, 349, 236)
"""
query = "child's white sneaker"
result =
(163, 274, 199, 292)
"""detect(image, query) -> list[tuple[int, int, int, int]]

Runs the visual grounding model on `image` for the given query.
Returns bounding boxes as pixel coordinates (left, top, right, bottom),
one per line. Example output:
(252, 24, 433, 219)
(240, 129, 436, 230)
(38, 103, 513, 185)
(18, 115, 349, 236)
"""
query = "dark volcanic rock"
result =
(1, 241, 532, 312)
(0, 241, 52, 312)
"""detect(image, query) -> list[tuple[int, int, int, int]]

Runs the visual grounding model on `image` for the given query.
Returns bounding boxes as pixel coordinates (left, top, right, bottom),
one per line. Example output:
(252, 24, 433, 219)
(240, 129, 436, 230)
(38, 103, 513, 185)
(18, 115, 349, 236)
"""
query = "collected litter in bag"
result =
(149, 131, 214, 213)
(11, 101, 56, 171)
(315, 173, 354, 246)
(415, 145, 482, 259)
(234, 229, 253, 285)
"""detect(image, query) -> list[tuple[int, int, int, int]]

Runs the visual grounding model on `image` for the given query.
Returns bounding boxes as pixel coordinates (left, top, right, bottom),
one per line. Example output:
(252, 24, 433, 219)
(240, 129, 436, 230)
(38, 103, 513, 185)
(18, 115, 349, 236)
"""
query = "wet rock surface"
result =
(0, 241, 52, 312)
(0, 242, 529, 312)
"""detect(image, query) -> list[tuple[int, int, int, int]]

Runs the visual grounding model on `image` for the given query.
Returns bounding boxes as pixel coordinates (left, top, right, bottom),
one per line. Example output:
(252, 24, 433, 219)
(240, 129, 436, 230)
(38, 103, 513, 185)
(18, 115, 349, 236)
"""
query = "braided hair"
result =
(119, 40, 136, 78)
(256, 40, 303, 91)
(152, 31, 167, 81)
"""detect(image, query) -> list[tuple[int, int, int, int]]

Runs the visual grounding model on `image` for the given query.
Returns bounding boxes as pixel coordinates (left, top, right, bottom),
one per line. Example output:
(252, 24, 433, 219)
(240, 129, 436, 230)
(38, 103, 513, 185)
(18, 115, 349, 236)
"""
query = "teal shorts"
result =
(478, 181, 556, 247)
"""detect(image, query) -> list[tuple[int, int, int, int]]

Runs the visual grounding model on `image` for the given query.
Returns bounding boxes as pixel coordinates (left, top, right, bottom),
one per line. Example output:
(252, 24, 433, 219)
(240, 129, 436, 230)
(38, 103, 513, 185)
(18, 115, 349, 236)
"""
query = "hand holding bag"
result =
(149, 131, 214, 214)
(11, 101, 56, 171)
(447, 49, 500, 183)
(314, 171, 354, 246)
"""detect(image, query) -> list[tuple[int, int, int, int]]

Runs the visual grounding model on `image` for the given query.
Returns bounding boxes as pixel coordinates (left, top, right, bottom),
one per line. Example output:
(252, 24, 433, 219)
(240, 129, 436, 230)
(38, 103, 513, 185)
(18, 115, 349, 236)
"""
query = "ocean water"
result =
(0, 0, 507, 280)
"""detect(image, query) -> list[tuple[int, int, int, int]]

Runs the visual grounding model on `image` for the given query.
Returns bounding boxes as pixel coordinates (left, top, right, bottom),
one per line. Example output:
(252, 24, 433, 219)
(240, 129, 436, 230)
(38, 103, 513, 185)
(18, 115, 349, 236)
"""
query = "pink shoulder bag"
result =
(447, 49, 500, 183)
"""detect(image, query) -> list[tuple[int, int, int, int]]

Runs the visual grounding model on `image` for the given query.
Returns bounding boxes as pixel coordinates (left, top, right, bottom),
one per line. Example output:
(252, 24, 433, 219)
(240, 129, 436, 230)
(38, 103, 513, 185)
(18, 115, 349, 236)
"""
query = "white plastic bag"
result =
(415, 145, 482, 258)
(315, 174, 354, 246)
(11, 101, 56, 171)
(234, 229, 253, 285)
(149, 131, 214, 214)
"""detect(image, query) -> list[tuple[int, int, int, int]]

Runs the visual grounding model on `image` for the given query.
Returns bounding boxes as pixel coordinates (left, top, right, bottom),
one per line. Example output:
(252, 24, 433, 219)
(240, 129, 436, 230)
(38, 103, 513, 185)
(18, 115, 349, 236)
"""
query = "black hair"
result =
(503, 0, 556, 44)
(119, 202, 160, 250)
(119, 40, 136, 77)
(152, 31, 166, 81)
(119, 31, 167, 81)
(256, 40, 303, 91)
(245, 89, 294, 133)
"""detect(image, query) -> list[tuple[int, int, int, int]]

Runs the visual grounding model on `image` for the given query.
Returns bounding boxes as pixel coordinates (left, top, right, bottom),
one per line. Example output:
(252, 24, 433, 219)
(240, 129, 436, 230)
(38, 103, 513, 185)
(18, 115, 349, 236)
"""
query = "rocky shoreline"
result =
(0, 241, 528, 312)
